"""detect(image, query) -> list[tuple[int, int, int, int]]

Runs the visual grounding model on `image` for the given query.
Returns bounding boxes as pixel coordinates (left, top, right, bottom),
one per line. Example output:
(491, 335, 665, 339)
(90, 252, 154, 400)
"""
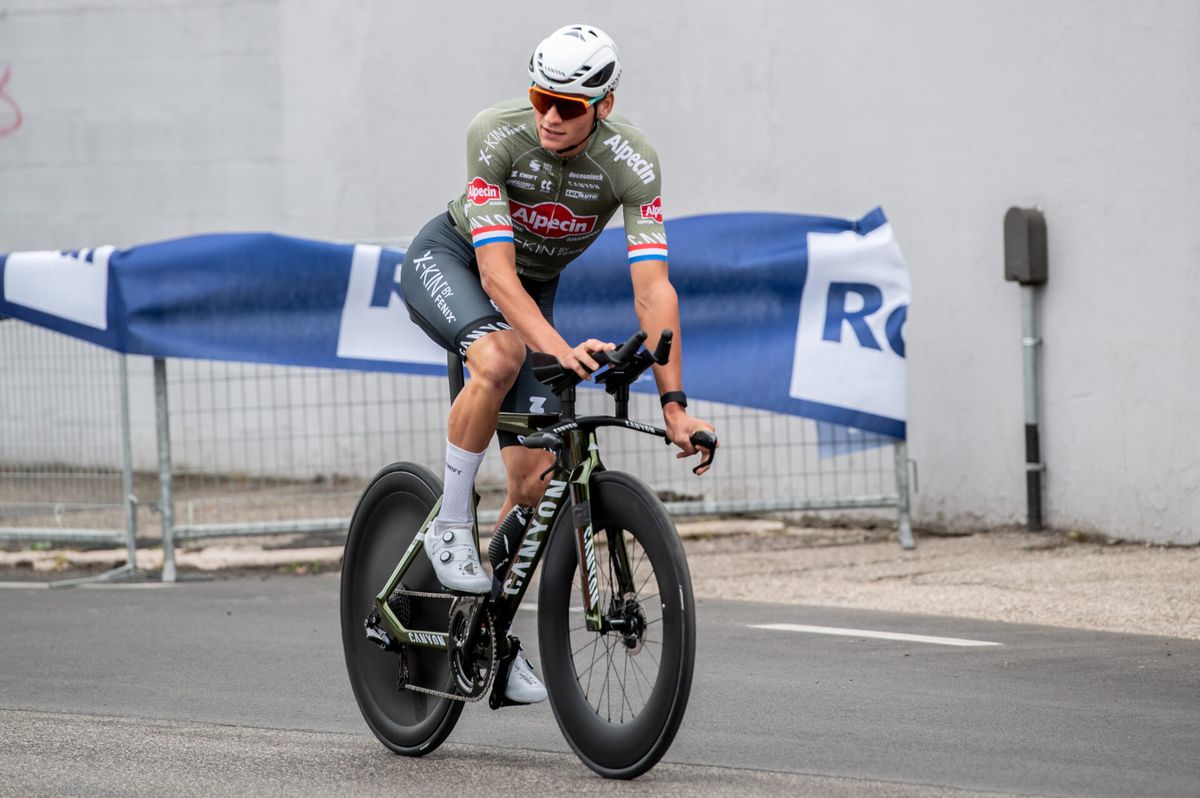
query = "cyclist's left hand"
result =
(664, 406, 718, 476)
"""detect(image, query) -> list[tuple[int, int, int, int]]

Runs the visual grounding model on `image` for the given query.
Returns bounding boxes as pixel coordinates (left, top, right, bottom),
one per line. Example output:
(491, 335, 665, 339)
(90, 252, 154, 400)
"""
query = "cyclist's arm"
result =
(629, 261, 683, 398)
(476, 243, 565, 354)
(476, 244, 609, 377)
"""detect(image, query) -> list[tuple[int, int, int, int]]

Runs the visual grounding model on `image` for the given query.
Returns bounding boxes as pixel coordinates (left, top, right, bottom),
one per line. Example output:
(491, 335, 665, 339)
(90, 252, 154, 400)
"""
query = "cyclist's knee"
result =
(465, 331, 524, 391)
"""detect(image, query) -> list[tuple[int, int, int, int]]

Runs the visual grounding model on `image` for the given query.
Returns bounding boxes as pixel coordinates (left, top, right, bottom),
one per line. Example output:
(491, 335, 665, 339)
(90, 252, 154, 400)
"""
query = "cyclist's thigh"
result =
(400, 212, 511, 359)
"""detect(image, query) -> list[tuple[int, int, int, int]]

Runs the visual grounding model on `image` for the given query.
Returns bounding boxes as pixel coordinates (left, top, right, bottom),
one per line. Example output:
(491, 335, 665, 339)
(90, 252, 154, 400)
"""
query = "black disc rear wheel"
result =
(538, 470, 696, 779)
(340, 462, 462, 756)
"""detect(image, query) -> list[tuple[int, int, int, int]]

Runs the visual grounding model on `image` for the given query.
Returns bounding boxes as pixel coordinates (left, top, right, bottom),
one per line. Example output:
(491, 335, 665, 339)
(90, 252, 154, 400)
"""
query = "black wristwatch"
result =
(659, 391, 688, 409)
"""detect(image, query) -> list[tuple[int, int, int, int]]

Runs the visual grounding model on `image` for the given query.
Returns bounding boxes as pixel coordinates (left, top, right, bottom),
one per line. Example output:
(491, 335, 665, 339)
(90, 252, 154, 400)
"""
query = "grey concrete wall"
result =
(1, 1, 1197, 542)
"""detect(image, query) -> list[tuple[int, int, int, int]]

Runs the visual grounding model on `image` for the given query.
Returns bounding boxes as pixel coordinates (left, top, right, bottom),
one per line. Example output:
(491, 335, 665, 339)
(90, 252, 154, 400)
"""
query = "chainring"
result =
(447, 597, 496, 700)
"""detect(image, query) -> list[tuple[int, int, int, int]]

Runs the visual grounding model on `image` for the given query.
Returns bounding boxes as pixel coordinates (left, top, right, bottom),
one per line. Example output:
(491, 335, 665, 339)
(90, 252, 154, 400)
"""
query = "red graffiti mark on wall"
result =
(0, 65, 23, 138)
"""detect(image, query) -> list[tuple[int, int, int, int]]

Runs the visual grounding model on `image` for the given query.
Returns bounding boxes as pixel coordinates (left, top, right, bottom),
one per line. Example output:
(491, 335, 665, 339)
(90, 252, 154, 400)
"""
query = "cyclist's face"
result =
(534, 93, 613, 153)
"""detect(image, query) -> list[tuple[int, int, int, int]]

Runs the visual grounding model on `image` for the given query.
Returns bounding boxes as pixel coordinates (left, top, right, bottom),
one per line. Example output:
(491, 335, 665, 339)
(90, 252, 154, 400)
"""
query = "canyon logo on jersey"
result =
(640, 196, 663, 224)
(467, 177, 503, 206)
(509, 200, 598, 239)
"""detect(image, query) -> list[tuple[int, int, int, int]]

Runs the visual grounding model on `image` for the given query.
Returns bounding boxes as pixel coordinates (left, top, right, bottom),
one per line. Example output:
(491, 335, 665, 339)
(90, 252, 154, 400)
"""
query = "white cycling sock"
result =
(439, 440, 486, 524)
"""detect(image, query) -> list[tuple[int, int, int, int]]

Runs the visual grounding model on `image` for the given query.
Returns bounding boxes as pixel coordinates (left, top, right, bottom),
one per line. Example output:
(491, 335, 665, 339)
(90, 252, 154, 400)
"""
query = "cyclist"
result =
(400, 24, 716, 704)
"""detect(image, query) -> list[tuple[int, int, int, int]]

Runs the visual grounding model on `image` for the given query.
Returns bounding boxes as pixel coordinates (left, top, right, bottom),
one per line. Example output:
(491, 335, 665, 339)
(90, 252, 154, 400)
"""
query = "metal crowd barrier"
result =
(1, 319, 913, 583)
(0, 320, 137, 584)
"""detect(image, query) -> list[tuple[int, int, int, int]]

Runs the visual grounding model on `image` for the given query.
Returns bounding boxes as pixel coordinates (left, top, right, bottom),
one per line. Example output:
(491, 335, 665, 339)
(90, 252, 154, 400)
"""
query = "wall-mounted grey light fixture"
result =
(1003, 207, 1048, 531)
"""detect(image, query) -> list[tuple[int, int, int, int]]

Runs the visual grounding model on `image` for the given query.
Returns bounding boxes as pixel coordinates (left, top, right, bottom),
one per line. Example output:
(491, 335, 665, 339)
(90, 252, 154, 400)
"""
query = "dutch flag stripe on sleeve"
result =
(627, 241, 669, 264)
(471, 223, 514, 248)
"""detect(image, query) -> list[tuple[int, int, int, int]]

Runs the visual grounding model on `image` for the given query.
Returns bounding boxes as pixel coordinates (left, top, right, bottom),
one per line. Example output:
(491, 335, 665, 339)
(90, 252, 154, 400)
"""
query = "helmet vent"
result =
(582, 62, 614, 88)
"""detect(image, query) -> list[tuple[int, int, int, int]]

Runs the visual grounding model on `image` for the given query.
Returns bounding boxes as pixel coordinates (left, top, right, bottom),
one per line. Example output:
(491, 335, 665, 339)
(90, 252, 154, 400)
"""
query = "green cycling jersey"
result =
(448, 98, 668, 282)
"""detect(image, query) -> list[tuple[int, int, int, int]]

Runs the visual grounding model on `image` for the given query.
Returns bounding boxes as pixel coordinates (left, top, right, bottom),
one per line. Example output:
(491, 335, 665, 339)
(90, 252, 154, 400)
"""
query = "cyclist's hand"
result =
(557, 338, 615, 380)
(665, 407, 718, 476)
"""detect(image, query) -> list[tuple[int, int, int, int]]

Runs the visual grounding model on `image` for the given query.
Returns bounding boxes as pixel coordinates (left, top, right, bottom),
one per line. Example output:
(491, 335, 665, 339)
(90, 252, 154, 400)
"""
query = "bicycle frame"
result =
(371, 410, 662, 650)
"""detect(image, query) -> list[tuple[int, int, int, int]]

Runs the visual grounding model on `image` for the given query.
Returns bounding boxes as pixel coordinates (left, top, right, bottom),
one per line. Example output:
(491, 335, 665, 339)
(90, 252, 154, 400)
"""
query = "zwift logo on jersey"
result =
(602, 134, 656, 185)
(467, 177, 503, 205)
(509, 200, 598, 239)
(640, 196, 663, 224)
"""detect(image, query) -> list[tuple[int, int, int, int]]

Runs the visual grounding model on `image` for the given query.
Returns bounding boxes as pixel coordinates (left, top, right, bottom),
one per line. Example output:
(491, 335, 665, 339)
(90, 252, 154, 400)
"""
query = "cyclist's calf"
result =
(501, 445, 555, 508)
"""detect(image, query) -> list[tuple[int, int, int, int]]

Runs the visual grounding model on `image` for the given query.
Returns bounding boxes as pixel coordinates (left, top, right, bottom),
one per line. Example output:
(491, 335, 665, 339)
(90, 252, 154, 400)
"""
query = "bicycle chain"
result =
(395, 593, 498, 704)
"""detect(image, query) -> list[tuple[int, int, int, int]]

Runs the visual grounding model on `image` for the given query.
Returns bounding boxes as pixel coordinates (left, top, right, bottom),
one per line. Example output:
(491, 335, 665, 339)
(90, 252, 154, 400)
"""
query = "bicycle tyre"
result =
(538, 470, 696, 779)
(340, 462, 463, 756)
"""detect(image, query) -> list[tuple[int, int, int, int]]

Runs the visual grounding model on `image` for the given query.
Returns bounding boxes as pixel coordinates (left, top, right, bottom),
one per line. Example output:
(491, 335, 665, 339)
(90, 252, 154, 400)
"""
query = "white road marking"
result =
(0, 582, 50, 589)
(750, 623, 1002, 647)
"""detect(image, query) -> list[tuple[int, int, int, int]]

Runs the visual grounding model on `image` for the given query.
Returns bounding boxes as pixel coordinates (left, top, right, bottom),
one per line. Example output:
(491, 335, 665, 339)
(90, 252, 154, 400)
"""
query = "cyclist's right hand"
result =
(558, 339, 615, 380)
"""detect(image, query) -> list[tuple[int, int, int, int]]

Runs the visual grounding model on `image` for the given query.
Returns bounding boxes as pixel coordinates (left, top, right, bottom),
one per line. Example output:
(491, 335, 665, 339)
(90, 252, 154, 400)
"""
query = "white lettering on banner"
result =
(788, 224, 910, 423)
(336, 244, 446, 365)
(601, 134, 656, 185)
(3, 247, 113, 330)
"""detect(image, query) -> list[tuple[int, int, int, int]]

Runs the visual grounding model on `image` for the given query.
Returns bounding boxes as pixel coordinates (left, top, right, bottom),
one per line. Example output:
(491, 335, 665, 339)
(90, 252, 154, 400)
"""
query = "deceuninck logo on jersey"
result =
(467, 177, 503, 205)
(509, 200, 598, 239)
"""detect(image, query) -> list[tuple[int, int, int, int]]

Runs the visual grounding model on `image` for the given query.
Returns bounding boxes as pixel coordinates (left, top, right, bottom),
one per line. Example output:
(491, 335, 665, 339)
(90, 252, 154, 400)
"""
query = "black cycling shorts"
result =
(400, 212, 561, 447)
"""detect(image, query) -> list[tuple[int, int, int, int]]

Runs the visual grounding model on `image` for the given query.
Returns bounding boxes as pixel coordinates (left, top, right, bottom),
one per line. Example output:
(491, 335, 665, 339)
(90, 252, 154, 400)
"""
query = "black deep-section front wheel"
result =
(538, 470, 696, 779)
(340, 462, 463, 756)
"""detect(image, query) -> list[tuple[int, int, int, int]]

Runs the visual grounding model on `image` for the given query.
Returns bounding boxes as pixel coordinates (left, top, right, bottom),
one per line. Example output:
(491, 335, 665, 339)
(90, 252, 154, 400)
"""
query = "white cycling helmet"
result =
(528, 24, 622, 98)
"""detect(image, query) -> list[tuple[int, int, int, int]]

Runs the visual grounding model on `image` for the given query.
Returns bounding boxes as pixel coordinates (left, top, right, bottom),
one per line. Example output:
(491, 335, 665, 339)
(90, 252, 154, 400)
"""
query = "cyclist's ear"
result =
(597, 93, 615, 121)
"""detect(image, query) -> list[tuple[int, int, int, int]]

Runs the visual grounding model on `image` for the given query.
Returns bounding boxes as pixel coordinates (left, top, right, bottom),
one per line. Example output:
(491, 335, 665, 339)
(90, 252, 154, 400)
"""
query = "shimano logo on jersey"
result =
(467, 177, 503, 205)
(602, 134, 656, 185)
(640, 196, 663, 223)
(509, 200, 598, 239)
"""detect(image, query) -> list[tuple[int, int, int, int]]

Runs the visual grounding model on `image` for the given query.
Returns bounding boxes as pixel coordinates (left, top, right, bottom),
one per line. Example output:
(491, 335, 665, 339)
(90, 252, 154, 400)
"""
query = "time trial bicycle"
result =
(340, 329, 717, 779)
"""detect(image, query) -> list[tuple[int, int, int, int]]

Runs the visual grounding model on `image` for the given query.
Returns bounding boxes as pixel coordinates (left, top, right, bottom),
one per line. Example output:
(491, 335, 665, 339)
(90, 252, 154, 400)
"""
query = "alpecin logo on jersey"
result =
(509, 200, 598, 239)
(640, 196, 663, 224)
(467, 177, 503, 205)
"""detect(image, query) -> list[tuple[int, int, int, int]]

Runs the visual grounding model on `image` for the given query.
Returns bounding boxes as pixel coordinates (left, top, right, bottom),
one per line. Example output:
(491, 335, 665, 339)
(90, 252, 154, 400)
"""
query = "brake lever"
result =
(689, 430, 718, 475)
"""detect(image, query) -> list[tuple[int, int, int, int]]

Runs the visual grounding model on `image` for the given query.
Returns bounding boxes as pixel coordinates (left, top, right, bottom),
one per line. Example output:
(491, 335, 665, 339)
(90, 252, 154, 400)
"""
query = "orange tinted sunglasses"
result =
(528, 85, 604, 120)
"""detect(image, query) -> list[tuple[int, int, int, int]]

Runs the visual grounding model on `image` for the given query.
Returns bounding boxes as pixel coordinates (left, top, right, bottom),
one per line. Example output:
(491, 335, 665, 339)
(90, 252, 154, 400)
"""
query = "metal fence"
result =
(2, 319, 913, 582)
(0, 320, 137, 582)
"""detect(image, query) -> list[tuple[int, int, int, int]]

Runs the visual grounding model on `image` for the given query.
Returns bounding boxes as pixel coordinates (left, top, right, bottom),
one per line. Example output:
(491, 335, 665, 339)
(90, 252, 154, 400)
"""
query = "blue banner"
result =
(1, 211, 909, 437)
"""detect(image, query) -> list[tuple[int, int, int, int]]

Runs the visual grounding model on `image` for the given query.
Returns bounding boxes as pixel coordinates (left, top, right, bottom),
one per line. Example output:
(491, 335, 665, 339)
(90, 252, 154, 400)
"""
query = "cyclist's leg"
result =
(400, 213, 522, 591)
(496, 445, 555, 522)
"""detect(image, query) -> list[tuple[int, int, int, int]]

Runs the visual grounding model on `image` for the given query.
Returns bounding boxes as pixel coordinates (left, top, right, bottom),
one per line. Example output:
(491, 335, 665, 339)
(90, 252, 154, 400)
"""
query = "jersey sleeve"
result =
(619, 140, 668, 265)
(462, 111, 515, 248)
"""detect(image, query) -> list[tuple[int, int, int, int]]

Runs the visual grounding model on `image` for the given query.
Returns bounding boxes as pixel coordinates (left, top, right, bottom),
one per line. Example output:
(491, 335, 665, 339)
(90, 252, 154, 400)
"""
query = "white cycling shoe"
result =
(506, 650, 548, 704)
(424, 520, 491, 594)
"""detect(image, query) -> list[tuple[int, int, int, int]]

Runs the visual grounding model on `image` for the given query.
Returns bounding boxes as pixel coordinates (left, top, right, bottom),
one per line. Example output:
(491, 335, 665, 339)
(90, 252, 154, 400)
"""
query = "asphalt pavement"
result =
(0, 574, 1196, 797)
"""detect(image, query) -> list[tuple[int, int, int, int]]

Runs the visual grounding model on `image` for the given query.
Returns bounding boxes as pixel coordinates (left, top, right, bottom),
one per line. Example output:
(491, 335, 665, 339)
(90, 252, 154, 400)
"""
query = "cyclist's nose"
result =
(543, 105, 563, 125)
